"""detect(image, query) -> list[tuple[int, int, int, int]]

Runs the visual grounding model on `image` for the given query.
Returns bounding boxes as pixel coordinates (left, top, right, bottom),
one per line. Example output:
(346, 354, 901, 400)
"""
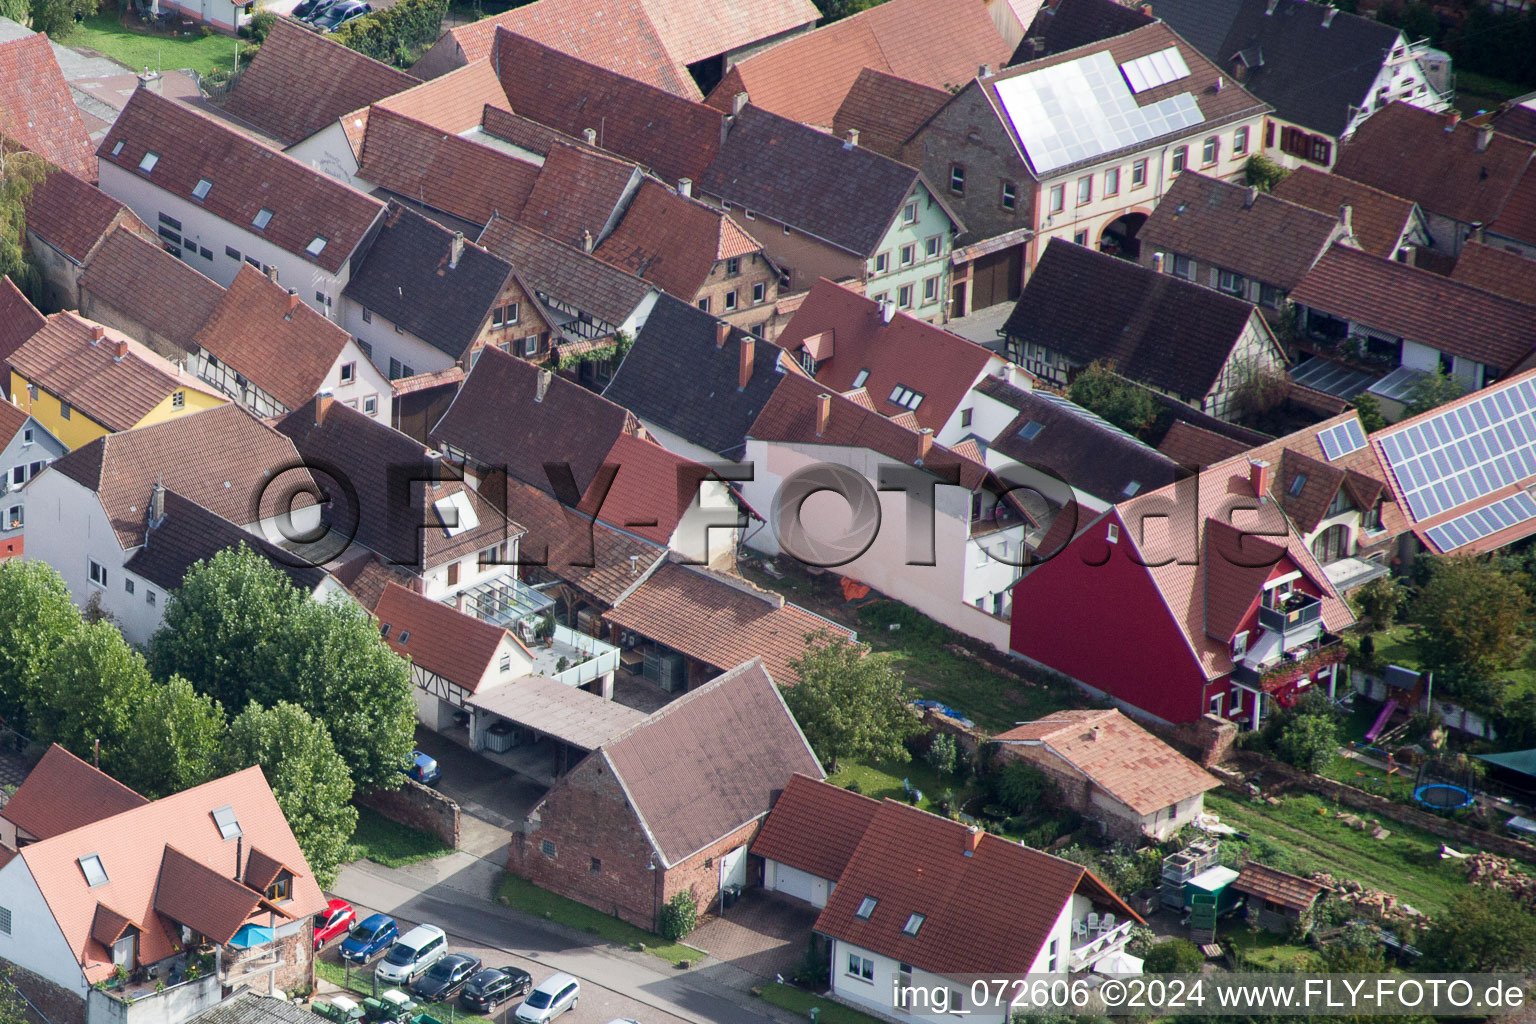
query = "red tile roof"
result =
(77, 227, 226, 358)
(373, 583, 522, 690)
(97, 89, 385, 274)
(775, 279, 997, 432)
(0, 34, 97, 181)
(593, 180, 752, 299)
(222, 19, 417, 145)
(371, 58, 512, 134)
(706, 0, 1010, 129)
(1231, 862, 1324, 912)
(639, 0, 817, 69)
(1, 744, 148, 841)
(519, 142, 639, 250)
(993, 709, 1219, 816)
(0, 277, 45, 365)
(1450, 241, 1536, 306)
(750, 773, 880, 881)
(1157, 419, 1250, 470)
(1491, 164, 1536, 248)
(815, 800, 1136, 974)
(575, 431, 717, 546)
(600, 658, 823, 866)
(152, 845, 285, 945)
(23, 166, 144, 266)
(831, 68, 950, 161)
(1270, 165, 1423, 260)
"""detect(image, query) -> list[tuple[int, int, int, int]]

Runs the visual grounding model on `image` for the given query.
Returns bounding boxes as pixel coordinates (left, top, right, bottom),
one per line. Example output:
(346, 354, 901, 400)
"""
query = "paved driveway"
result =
(686, 889, 819, 981)
(413, 728, 545, 857)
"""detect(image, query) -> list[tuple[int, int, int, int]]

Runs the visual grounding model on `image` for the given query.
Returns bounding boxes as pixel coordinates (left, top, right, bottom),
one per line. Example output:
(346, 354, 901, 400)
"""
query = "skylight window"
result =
(110, 141, 124, 157)
(889, 385, 924, 411)
(434, 491, 479, 537)
(398, 631, 411, 645)
(851, 369, 870, 389)
(252, 208, 274, 231)
(1017, 421, 1044, 441)
(855, 897, 878, 920)
(137, 151, 159, 174)
(902, 913, 925, 936)
(1122, 480, 1141, 497)
(192, 178, 212, 201)
(306, 236, 328, 257)
(1288, 474, 1308, 497)
(79, 853, 108, 888)
(211, 805, 242, 840)
(381, 624, 391, 639)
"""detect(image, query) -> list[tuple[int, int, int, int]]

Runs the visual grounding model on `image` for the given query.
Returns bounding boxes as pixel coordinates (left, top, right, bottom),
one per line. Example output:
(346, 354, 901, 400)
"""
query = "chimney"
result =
(881, 299, 895, 324)
(1090, 723, 1104, 742)
(582, 127, 597, 145)
(449, 231, 464, 269)
(535, 368, 553, 403)
(264, 264, 280, 284)
(89, 324, 105, 344)
(1338, 201, 1354, 237)
(1215, 74, 1224, 92)
(581, 229, 594, 254)
(917, 427, 934, 461)
(111, 339, 128, 361)
(1264, 0, 1277, 12)
(738, 334, 754, 389)
(235, 835, 242, 882)
(1245, 185, 1258, 208)
(715, 321, 730, 348)
(732, 91, 748, 116)
(1445, 110, 1461, 132)
(1139, 0, 1152, 13)
(1476, 125, 1493, 153)
(678, 177, 693, 198)
(1152, 251, 1165, 273)
(1321, 6, 1336, 26)
(285, 289, 301, 320)
(1471, 220, 1486, 244)
(149, 476, 165, 529)
(964, 826, 982, 857)
(1248, 457, 1270, 499)
(315, 389, 334, 424)
(978, 63, 991, 78)
(843, 128, 859, 148)
(815, 392, 831, 436)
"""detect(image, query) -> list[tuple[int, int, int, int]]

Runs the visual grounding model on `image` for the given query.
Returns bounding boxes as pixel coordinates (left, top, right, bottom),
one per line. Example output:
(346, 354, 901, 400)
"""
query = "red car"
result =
(313, 899, 356, 951)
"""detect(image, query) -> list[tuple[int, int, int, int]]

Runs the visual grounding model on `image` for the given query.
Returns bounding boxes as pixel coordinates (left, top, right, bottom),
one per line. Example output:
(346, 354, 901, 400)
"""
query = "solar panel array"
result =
(1425, 493, 1536, 552)
(1317, 418, 1367, 461)
(1376, 378, 1536, 522)
(994, 51, 1205, 175)
(1119, 47, 1191, 93)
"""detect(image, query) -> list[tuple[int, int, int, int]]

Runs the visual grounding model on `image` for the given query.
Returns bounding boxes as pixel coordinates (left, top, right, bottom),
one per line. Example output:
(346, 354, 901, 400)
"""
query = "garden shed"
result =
(1231, 863, 1325, 934)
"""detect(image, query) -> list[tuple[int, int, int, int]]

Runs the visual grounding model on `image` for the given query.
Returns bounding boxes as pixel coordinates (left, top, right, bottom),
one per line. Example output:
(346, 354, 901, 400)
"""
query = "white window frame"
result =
(89, 559, 107, 587)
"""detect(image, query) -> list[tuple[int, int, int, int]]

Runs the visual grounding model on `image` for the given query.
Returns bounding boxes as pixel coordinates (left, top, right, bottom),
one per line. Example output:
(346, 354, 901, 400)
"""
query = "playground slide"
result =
(1365, 699, 1399, 743)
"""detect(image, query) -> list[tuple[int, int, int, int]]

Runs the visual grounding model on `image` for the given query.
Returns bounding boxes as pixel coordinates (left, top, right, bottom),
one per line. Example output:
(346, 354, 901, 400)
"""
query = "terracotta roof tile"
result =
(223, 20, 417, 145)
(327, 550, 419, 610)
(23, 166, 143, 265)
(98, 90, 384, 273)
(121, 490, 327, 593)
(90, 904, 135, 948)
(1490, 98, 1536, 145)
(593, 181, 746, 299)
(1491, 164, 1536, 247)
(1202, 517, 1289, 642)
(1270, 165, 1423, 260)
(1, 744, 148, 841)
(374, 582, 518, 691)
(831, 68, 950, 161)
(239, 847, 291, 892)
(372, 58, 510, 134)
(1289, 244, 1536, 375)
(706, 0, 1010, 129)
(477, 216, 654, 327)
(993, 709, 1219, 815)
(78, 227, 224, 358)
(750, 773, 880, 881)
(573, 431, 718, 546)
(1158, 420, 1250, 470)
(601, 658, 823, 866)
(357, 108, 538, 228)
(1449, 241, 1536, 306)
(520, 142, 640, 249)
(0, 34, 97, 181)
(477, 106, 576, 157)
(0, 277, 45, 365)
(1231, 862, 1323, 911)
(153, 845, 273, 945)
(637, 0, 817, 69)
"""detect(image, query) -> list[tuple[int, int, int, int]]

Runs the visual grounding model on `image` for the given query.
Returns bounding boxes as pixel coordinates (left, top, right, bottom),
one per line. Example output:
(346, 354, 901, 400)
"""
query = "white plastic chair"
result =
(1086, 912, 1099, 932)
(1074, 921, 1088, 941)
(1100, 912, 1116, 935)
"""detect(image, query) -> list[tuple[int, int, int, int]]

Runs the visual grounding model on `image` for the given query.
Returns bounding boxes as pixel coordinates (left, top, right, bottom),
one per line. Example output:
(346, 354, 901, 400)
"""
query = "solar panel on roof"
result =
(1317, 418, 1367, 461)
(1120, 47, 1192, 93)
(1424, 492, 1536, 552)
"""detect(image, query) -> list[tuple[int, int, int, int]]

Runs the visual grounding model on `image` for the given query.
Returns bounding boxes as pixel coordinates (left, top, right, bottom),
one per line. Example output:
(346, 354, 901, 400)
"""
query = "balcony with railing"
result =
(448, 580, 619, 687)
(1068, 918, 1134, 973)
(1257, 592, 1322, 647)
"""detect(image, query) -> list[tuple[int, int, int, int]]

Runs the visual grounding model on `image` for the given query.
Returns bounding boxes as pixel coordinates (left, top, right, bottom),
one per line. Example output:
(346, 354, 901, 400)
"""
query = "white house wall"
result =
(339, 297, 459, 381)
(0, 859, 91, 1000)
(830, 938, 1009, 1024)
(286, 122, 364, 186)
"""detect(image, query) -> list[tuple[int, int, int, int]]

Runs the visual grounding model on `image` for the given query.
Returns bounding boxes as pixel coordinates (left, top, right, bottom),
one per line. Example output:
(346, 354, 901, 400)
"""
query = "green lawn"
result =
(826, 758, 963, 815)
(66, 12, 243, 77)
(344, 807, 453, 868)
(1357, 625, 1536, 701)
(494, 873, 703, 967)
(1455, 70, 1531, 115)
(758, 983, 887, 1024)
(315, 959, 468, 1021)
(1223, 929, 1315, 971)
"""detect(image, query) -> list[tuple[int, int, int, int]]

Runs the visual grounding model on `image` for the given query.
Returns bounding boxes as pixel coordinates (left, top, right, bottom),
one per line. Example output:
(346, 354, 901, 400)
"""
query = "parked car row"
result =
(286, 0, 371, 32)
(320, 905, 582, 1021)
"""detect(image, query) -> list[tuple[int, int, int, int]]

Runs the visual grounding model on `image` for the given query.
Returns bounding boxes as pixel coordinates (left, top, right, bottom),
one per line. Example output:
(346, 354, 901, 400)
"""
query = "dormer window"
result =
(306, 236, 328, 257)
(212, 805, 242, 840)
(266, 872, 292, 902)
(192, 178, 212, 201)
(79, 853, 108, 887)
(252, 209, 274, 231)
(902, 913, 925, 936)
(855, 896, 877, 919)
(137, 152, 159, 174)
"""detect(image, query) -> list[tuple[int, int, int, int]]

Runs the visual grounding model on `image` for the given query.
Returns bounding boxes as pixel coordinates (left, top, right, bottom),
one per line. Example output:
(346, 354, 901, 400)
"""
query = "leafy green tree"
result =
(1143, 937, 1205, 972)
(1351, 391, 1387, 433)
(220, 701, 356, 888)
(1404, 367, 1466, 417)
(784, 633, 921, 772)
(1, 126, 48, 296)
(30, 620, 153, 763)
(1261, 690, 1341, 774)
(0, 968, 34, 1024)
(1351, 575, 1407, 631)
(0, 0, 26, 28)
(1244, 153, 1288, 192)
(117, 677, 226, 798)
(1419, 889, 1536, 972)
(993, 759, 1051, 814)
(26, 0, 92, 39)
(1410, 555, 1530, 694)
(0, 560, 83, 725)
(924, 733, 957, 775)
(1068, 361, 1156, 436)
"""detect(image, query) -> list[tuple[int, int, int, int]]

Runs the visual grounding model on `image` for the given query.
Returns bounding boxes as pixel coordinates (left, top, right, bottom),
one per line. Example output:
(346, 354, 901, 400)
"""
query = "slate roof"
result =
(373, 582, 519, 690)
(1149, 0, 1408, 138)
(343, 203, 514, 360)
(1157, 419, 1250, 470)
(1450, 241, 1536, 306)
(98, 89, 385, 274)
(599, 658, 823, 867)
(815, 800, 1135, 974)
(705, 0, 1010, 129)
(11, 313, 224, 431)
(0, 33, 97, 181)
(493, 31, 725, 185)
(1010, 0, 1154, 63)
(830, 68, 950, 162)
(603, 293, 787, 458)
(369, 58, 511, 134)
(1289, 244, 1536, 374)
(1140, 171, 1341, 291)
(1270, 165, 1423, 260)
(77, 228, 226, 358)
(122, 490, 328, 593)
(750, 773, 880, 882)
(593, 181, 755, 300)
(1001, 239, 1269, 403)
(477, 216, 654, 328)
(22, 166, 141, 265)
(1231, 862, 1324, 911)
(993, 709, 1219, 815)
(700, 105, 938, 258)
(0, 744, 147, 842)
(222, 20, 417, 145)
(0, 277, 45, 366)
(519, 142, 639, 250)
(605, 561, 854, 684)
(1333, 102, 1535, 228)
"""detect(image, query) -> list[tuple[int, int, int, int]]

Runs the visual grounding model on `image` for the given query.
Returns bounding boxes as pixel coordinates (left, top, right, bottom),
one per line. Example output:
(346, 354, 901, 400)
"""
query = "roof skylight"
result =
(137, 152, 159, 174)
(306, 236, 328, 257)
(192, 178, 212, 201)
(211, 805, 242, 840)
(902, 913, 925, 936)
(252, 208, 274, 231)
(79, 853, 108, 887)
(855, 896, 877, 920)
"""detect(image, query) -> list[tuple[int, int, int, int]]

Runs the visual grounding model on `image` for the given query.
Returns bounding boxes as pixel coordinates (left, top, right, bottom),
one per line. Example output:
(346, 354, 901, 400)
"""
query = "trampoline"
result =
(1413, 783, 1474, 810)
(1413, 758, 1478, 811)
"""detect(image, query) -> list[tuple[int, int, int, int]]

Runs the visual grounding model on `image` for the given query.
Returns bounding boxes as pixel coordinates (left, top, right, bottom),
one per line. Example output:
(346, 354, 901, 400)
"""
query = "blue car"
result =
(403, 751, 441, 787)
(339, 914, 398, 965)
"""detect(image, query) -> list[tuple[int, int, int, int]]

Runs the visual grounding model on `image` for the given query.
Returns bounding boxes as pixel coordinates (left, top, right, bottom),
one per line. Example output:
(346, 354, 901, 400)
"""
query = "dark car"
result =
(410, 953, 481, 1002)
(290, 0, 335, 20)
(339, 914, 398, 965)
(402, 751, 442, 787)
(311, 0, 370, 31)
(460, 967, 533, 1013)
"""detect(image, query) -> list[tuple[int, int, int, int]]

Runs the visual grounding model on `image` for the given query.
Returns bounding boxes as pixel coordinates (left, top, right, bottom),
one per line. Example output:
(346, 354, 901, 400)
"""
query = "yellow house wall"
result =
(9, 371, 226, 450)
(135, 387, 227, 428)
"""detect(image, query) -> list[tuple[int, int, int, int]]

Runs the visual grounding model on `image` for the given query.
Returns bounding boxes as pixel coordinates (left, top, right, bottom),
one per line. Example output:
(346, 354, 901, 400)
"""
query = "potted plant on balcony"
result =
(534, 612, 555, 646)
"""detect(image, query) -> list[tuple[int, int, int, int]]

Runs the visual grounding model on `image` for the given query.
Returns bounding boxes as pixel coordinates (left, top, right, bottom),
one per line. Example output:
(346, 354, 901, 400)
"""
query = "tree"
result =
(0, 0, 26, 27)
(29, 620, 153, 765)
(117, 676, 226, 799)
(784, 633, 922, 772)
(1419, 889, 1536, 972)
(1404, 367, 1466, 418)
(1410, 556, 1530, 694)
(0, 560, 83, 725)
(26, 0, 92, 39)
(1351, 575, 1406, 631)
(1, 129, 47, 293)
(1068, 361, 1156, 436)
(1264, 690, 1341, 774)
(993, 759, 1051, 814)
(0, 968, 33, 1024)
(1244, 153, 1288, 192)
(1351, 391, 1387, 433)
(220, 702, 356, 888)
(924, 733, 957, 775)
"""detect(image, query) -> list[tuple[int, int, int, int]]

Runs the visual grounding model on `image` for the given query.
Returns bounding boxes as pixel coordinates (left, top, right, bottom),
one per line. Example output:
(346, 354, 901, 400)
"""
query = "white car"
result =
(514, 973, 579, 1022)
(375, 925, 448, 985)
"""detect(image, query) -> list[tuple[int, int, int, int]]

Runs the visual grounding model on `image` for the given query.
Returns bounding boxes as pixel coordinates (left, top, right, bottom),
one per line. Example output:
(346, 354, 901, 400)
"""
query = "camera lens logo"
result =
(253, 460, 359, 568)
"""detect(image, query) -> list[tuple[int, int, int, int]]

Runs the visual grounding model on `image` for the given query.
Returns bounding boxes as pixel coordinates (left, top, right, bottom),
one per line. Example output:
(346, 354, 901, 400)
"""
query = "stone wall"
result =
(5, 962, 85, 1024)
(1143, 714, 1239, 768)
(660, 818, 761, 916)
(356, 779, 460, 850)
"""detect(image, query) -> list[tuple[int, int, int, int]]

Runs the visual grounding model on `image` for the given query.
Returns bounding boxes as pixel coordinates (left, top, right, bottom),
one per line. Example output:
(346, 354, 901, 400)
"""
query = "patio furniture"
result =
(1086, 912, 1099, 932)
(1074, 921, 1087, 941)
(1099, 912, 1115, 935)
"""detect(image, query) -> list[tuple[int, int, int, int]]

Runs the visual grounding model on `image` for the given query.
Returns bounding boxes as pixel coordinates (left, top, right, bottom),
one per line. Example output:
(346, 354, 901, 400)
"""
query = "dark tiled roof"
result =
(1001, 239, 1266, 403)
(1157, 419, 1250, 470)
(604, 293, 785, 458)
(373, 582, 515, 690)
(493, 31, 724, 185)
(0, 34, 97, 181)
(1270, 166, 1422, 260)
(1, 744, 147, 841)
(750, 773, 880, 881)
(190, 994, 321, 1024)
(1491, 165, 1536, 247)
(1201, 517, 1288, 642)
(123, 490, 327, 592)
(78, 228, 224, 357)
(830, 68, 950, 161)
(1491, 98, 1536, 145)
(1289, 244, 1536, 374)
(519, 142, 639, 250)
(0, 277, 45, 365)
(593, 181, 747, 300)
(1140, 171, 1341, 290)
(343, 203, 513, 360)
(222, 20, 416, 145)
(1274, 447, 1345, 535)
(1231, 862, 1324, 911)
(602, 658, 822, 866)
(477, 216, 653, 328)
(1450, 241, 1536, 306)
(1333, 102, 1535, 228)
(699, 105, 928, 258)
(23, 166, 139, 265)
(1011, 0, 1154, 63)
(478, 106, 577, 156)
(98, 89, 384, 274)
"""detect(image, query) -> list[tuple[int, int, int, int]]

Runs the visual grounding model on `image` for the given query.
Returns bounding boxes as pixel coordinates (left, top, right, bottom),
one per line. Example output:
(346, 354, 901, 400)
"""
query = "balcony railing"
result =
(549, 624, 620, 686)
(1068, 919, 1134, 972)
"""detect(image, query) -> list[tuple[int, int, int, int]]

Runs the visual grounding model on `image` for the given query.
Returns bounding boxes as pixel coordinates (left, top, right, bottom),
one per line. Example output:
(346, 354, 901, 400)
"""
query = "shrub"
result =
(1142, 938, 1205, 973)
(994, 760, 1052, 814)
(924, 733, 957, 776)
(243, 9, 275, 41)
(332, 0, 447, 64)
(793, 935, 830, 989)
(658, 890, 697, 941)
(1244, 153, 1288, 191)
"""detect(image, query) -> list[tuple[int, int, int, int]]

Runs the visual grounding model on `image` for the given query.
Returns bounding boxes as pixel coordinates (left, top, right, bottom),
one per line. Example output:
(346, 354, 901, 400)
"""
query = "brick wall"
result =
(357, 779, 461, 850)
(660, 817, 761, 915)
(5, 962, 84, 1024)
(1142, 714, 1239, 768)
(910, 86, 1036, 245)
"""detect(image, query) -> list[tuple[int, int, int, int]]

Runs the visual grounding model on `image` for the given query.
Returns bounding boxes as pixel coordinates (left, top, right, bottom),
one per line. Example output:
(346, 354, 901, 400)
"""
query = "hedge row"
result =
(332, 0, 446, 66)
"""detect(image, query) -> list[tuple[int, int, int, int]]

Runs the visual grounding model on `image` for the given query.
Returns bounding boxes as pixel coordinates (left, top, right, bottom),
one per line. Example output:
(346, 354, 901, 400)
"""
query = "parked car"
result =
(402, 751, 441, 787)
(290, 0, 335, 21)
(602, 1019, 643, 1024)
(375, 924, 448, 985)
(410, 953, 481, 1002)
(460, 967, 533, 1013)
(311, 0, 370, 31)
(514, 974, 579, 1023)
(314, 898, 357, 951)
(340, 914, 398, 965)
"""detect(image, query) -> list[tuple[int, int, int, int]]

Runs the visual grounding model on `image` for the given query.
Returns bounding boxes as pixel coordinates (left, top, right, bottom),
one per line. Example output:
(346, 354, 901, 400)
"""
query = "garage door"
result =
(770, 861, 821, 906)
(719, 845, 748, 892)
